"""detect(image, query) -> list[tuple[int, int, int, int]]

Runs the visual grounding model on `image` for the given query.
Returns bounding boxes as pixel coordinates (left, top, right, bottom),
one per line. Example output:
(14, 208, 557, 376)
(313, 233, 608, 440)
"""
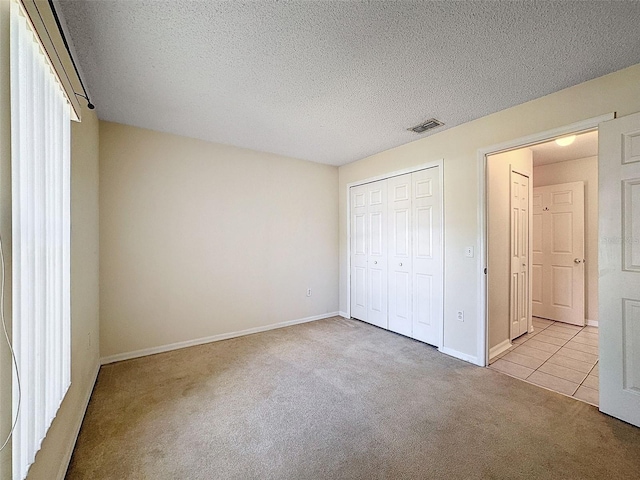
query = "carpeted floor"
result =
(66, 316, 640, 479)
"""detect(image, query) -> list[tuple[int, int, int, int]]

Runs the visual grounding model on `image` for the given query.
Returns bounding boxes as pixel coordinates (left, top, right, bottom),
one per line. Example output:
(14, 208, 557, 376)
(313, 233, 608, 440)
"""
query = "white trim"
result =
(100, 312, 340, 365)
(56, 361, 100, 480)
(345, 160, 444, 344)
(339, 311, 349, 319)
(477, 113, 614, 367)
(438, 346, 480, 366)
(587, 319, 599, 327)
(489, 339, 512, 360)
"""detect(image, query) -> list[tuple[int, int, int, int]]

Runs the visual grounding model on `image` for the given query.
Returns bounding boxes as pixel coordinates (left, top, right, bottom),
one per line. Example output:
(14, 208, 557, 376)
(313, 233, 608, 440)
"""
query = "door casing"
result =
(478, 113, 613, 367)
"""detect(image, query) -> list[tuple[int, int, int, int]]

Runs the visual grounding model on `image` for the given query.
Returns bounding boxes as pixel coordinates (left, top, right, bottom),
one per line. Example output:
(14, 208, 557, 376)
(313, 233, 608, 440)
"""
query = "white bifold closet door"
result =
(350, 180, 388, 329)
(351, 166, 442, 347)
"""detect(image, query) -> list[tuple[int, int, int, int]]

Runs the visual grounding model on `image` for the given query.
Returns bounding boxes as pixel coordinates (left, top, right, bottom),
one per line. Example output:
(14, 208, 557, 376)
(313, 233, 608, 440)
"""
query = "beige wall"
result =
(26, 106, 101, 479)
(533, 156, 598, 323)
(99, 122, 339, 359)
(487, 149, 533, 351)
(338, 63, 640, 362)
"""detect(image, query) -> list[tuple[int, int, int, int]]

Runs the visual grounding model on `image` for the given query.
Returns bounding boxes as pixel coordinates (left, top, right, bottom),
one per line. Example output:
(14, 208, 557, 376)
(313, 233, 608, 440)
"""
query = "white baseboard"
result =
(338, 311, 349, 319)
(586, 319, 599, 327)
(56, 361, 100, 480)
(489, 339, 512, 360)
(439, 346, 481, 366)
(100, 312, 340, 365)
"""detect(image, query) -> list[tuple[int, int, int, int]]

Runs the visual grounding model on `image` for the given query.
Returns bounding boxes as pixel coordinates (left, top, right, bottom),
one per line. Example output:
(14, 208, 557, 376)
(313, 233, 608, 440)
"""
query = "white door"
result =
(350, 180, 388, 328)
(532, 182, 585, 325)
(367, 181, 388, 328)
(387, 174, 412, 336)
(412, 167, 442, 346)
(599, 112, 640, 427)
(510, 171, 530, 339)
(350, 184, 368, 322)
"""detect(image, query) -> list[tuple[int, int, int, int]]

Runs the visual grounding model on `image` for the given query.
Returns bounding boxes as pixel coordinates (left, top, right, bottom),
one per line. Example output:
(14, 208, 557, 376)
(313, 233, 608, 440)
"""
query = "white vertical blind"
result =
(10, 1, 71, 479)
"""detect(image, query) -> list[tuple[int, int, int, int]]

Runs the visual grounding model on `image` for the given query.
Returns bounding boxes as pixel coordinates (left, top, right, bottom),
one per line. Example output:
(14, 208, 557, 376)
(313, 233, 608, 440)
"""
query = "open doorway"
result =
(487, 130, 600, 406)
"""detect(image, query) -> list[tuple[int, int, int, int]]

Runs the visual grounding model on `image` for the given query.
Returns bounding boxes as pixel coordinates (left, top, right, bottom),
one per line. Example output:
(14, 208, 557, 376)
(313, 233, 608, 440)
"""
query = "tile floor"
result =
(489, 317, 599, 406)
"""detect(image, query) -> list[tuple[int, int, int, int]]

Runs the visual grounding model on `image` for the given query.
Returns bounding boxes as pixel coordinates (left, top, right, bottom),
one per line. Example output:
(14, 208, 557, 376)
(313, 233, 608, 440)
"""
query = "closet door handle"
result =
(399, 263, 403, 267)
(374, 261, 378, 264)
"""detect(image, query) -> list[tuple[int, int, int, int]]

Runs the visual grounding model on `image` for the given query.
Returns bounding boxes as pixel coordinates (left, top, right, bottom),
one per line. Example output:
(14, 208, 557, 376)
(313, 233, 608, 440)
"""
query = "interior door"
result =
(412, 167, 442, 347)
(510, 171, 530, 339)
(532, 182, 585, 325)
(599, 112, 640, 427)
(350, 184, 368, 322)
(367, 181, 388, 328)
(387, 174, 412, 336)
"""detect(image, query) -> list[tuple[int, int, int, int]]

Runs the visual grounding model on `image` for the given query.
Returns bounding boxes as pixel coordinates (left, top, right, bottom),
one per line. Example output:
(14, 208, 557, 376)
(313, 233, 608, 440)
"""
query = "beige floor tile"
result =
(527, 371, 579, 396)
(573, 386, 599, 406)
(524, 339, 562, 354)
(564, 341, 599, 356)
(512, 335, 528, 344)
(490, 359, 534, 380)
(574, 331, 598, 340)
(546, 353, 594, 373)
(502, 351, 546, 370)
(556, 347, 598, 364)
(570, 335, 598, 347)
(538, 362, 588, 384)
(512, 344, 554, 361)
(590, 363, 599, 377)
(532, 317, 554, 325)
(540, 328, 575, 340)
(532, 334, 568, 346)
(582, 374, 599, 390)
(532, 322, 552, 330)
(546, 324, 582, 333)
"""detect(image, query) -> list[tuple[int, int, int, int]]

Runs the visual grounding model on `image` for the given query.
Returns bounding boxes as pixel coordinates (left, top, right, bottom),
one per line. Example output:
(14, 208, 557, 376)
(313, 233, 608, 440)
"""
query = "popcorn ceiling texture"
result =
(58, 0, 640, 166)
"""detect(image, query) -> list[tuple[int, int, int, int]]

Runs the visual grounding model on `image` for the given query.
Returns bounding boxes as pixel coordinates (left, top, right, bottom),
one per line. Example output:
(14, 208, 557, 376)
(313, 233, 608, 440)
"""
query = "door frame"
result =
(345, 159, 445, 348)
(477, 113, 613, 366)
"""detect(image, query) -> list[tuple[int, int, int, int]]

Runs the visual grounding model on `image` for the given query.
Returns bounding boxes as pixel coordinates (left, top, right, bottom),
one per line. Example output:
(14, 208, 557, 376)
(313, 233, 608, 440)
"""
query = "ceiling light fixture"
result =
(555, 135, 576, 147)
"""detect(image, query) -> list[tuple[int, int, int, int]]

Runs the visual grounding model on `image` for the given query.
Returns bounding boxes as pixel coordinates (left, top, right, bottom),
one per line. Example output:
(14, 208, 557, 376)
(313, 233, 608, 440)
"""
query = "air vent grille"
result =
(408, 118, 444, 133)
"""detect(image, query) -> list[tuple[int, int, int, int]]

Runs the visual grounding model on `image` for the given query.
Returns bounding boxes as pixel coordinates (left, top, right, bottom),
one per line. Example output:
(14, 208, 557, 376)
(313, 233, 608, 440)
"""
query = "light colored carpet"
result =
(66, 316, 640, 479)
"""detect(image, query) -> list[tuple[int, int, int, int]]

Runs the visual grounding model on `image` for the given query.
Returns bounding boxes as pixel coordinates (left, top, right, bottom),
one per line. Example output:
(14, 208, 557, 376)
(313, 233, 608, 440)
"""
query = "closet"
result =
(350, 166, 443, 347)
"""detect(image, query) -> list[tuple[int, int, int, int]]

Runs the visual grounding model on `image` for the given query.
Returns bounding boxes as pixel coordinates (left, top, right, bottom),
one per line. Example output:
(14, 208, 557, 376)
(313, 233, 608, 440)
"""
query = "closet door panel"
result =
(388, 174, 413, 336)
(412, 167, 442, 346)
(350, 184, 368, 321)
(367, 181, 388, 328)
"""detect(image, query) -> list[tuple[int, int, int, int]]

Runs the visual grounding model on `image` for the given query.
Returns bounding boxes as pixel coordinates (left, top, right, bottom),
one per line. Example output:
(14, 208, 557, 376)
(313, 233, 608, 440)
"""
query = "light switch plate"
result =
(465, 246, 474, 258)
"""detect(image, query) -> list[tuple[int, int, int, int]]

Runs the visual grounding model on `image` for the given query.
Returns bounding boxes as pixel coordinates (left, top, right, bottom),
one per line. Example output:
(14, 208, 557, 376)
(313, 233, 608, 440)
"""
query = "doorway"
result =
(486, 129, 600, 405)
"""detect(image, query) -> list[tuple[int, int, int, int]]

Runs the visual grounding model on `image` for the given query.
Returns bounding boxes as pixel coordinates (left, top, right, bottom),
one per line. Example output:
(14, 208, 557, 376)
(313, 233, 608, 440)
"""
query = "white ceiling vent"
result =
(408, 118, 444, 134)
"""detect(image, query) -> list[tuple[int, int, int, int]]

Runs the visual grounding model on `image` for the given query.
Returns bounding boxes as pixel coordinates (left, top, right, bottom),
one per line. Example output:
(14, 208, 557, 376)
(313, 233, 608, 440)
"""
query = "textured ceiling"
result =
(531, 130, 598, 166)
(57, 1, 640, 166)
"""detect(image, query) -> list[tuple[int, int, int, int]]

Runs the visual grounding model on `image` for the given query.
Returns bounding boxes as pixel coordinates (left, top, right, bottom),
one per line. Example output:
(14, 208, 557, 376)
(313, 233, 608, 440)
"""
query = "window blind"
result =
(10, 1, 71, 479)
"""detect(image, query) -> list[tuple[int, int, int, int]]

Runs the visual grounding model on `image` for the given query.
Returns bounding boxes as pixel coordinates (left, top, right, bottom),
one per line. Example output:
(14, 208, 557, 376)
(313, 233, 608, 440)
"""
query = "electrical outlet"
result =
(465, 247, 474, 258)
(306, 288, 312, 297)
(457, 310, 464, 322)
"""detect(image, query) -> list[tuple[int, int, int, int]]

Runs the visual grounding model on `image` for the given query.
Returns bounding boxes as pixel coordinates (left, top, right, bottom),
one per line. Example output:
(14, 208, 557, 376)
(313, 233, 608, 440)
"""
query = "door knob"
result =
(374, 261, 377, 264)
(399, 263, 403, 266)
(574, 258, 582, 264)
